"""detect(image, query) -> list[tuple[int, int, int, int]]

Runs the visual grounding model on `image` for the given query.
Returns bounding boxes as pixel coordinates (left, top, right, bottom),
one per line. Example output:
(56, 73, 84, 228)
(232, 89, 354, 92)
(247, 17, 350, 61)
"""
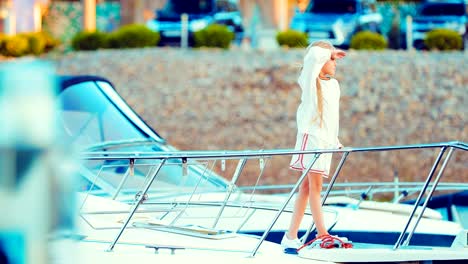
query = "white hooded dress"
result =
(289, 46, 341, 176)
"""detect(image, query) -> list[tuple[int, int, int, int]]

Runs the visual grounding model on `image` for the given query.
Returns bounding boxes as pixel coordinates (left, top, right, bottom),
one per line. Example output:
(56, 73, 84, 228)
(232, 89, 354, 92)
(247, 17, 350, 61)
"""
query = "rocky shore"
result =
(43, 47, 467, 187)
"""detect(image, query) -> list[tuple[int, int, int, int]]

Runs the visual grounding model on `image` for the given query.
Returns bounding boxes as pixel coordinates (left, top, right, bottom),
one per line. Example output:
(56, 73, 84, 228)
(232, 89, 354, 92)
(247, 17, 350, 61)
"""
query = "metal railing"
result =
(79, 141, 467, 255)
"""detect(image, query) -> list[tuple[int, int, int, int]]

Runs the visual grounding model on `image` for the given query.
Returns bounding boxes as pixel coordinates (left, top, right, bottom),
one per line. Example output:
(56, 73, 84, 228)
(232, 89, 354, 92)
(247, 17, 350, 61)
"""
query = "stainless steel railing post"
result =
(392, 146, 447, 250)
(169, 162, 209, 226)
(249, 154, 320, 257)
(112, 158, 134, 200)
(213, 159, 247, 228)
(402, 147, 454, 246)
(107, 159, 166, 252)
(301, 151, 349, 243)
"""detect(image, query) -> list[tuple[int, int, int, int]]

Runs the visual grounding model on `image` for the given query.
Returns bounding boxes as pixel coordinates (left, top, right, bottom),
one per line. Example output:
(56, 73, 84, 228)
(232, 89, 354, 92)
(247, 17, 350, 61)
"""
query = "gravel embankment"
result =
(31, 48, 468, 188)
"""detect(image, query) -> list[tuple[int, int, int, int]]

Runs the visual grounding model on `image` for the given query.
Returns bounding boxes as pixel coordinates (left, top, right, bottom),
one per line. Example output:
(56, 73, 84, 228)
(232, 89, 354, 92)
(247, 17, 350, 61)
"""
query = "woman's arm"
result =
(301, 46, 332, 83)
(297, 47, 332, 120)
(331, 49, 346, 60)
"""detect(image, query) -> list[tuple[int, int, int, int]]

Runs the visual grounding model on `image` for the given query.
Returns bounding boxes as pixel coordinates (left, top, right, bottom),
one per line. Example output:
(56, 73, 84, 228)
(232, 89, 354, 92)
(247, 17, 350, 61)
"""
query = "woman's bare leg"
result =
(286, 176, 309, 239)
(308, 172, 328, 236)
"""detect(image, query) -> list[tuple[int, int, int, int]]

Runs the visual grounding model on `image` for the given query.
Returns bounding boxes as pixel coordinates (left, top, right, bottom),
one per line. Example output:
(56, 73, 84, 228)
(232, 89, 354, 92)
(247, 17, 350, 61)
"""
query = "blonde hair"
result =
(307, 40, 334, 127)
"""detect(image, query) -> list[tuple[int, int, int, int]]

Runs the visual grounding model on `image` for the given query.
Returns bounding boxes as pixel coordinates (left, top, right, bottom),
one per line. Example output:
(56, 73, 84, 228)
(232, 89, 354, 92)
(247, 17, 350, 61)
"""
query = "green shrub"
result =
(350, 31, 387, 50)
(107, 24, 160, 49)
(38, 31, 60, 52)
(2, 36, 29, 57)
(276, 30, 308, 48)
(424, 29, 463, 51)
(193, 24, 234, 49)
(0, 32, 58, 57)
(72, 31, 108, 51)
(20, 33, 46, 55)
(0, 33, 5, 53)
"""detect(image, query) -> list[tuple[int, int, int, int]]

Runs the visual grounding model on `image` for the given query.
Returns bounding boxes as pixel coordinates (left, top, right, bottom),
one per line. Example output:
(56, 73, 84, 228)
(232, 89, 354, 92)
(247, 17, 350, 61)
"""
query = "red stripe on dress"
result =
(290, 166, 327, 175)
(290, 134, 308, 168)
(290, 133, 326, 175)
(299, 134, 309, 169)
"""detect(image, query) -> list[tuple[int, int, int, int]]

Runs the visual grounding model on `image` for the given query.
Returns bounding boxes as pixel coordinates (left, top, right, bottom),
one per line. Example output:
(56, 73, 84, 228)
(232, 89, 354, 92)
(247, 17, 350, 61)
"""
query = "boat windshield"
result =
(57, 81, 151, 149)
(57, 80, 228, 199)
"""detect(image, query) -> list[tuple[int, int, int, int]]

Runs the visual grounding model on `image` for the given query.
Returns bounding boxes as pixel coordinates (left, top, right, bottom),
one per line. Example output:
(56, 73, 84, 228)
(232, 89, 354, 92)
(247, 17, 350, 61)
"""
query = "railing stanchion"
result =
(301, 151, 349, 243)
(170, 161, 209, 226)
(403, 147, 454, 246)
(250, 154, 320, 257)
(213, 159, 247, 228)
(393, 146, 447, 250)
(112, 158, 134, 200)
(106, 159, 166, 252)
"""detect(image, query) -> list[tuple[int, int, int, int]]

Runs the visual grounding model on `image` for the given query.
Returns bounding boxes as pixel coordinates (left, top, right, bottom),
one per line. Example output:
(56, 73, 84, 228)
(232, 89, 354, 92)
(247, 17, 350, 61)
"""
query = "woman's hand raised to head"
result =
(331, 49, 346, 60)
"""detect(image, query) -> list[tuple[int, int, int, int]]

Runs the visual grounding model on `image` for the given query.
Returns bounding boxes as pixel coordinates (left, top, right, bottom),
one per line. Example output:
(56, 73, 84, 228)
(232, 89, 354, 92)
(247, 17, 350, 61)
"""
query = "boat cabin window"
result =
(57, 80, 228, 199)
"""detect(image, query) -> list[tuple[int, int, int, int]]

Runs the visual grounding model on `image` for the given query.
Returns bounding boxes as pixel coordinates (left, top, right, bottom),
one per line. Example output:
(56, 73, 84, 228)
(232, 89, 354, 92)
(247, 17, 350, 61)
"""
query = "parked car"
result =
(146, 0, 244, 46)
(289, 0, 383, 48)
(408, 0, 467, 49)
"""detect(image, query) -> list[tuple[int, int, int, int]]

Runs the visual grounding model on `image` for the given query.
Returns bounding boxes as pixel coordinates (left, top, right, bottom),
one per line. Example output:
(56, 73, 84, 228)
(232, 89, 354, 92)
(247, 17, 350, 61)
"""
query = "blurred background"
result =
(0, 0, 466, 51)
(0, 1, 466, 263)
(0, 0, 466, 196)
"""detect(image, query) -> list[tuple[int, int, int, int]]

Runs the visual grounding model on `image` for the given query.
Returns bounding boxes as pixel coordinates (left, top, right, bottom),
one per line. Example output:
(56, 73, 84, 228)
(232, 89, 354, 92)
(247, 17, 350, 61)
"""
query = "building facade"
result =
(0, 0, 50, 34)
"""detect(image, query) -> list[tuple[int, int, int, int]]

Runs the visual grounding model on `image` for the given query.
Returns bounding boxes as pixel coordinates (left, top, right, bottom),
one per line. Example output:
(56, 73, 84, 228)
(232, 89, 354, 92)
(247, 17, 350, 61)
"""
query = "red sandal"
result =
(297, 234, 353, 251)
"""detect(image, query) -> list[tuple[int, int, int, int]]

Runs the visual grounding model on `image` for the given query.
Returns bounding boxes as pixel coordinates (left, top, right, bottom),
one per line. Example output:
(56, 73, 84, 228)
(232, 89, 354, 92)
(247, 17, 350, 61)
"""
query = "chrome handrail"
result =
(80, 141, 466, 160)
(238, 182, 468, 191)
(78, 141, 467, 255)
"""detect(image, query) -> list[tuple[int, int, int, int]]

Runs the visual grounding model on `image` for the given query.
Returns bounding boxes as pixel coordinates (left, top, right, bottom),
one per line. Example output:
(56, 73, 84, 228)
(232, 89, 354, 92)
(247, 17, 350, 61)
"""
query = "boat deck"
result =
(299, 243, 468, 263)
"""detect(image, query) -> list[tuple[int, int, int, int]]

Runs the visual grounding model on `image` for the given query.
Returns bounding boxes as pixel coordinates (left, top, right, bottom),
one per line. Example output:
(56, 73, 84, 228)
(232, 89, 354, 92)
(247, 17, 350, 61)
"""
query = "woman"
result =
(282, 40, 351, 252)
